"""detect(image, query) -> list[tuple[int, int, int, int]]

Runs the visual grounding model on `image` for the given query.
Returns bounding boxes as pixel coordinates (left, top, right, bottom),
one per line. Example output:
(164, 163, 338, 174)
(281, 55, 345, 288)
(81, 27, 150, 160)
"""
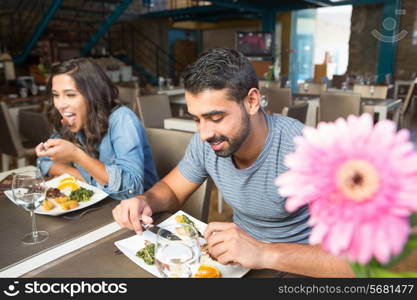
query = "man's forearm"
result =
(263, 243, 354, 278)
(143, 181, 182, 214)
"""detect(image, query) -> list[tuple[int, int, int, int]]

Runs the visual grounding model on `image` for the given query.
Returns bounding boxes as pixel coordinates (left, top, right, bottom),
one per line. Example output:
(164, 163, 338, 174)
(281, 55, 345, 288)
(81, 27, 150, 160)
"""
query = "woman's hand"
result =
(36, 138, 83, 163)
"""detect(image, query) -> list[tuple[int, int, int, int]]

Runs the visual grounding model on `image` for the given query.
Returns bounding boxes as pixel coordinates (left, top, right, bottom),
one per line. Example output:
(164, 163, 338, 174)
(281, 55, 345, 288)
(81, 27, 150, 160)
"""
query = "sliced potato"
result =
(54, 196, 68, 204)
(42, 199, 55, 211)
(60, 200, 79, 210)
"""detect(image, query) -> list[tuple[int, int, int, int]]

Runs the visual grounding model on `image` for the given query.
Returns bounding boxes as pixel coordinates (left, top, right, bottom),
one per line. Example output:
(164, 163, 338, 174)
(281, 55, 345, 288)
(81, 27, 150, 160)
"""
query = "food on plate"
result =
(69, 187, 94, 202)
(136, 240, 155, 265)
(57, 181, 79, 192)
(42, 199, 55, 211)
(194, 264, 222, 278)
(54, 196, 69, 204)
(59, 176, 76, 184)
(175, 214, 201, 236)
(200, 244, 217, 262)
(46, 187, 66, 199)
(0, 173, 15, 190)
(60, 200, 79, 210)
(175, 214, 196, 228)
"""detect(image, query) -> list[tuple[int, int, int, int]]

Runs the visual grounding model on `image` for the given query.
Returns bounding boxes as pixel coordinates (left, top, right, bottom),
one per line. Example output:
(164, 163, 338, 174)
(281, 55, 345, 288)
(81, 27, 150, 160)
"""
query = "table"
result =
(0, 166, 120, 277)
(163, 117, 197, 132)
(294, 98, 402, 127)
(157, 87, 186, 116)
(0, 167, 279, 278)
(362, 98, 402, 123)
(293, 98, 319, 127)
(0, 95, 47, 108)
(21, 214, 280, 278)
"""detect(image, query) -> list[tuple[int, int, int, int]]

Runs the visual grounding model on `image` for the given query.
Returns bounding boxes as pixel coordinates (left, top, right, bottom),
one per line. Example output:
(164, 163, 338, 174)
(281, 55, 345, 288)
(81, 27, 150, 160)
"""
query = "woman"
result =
(36, 57, 158, 200)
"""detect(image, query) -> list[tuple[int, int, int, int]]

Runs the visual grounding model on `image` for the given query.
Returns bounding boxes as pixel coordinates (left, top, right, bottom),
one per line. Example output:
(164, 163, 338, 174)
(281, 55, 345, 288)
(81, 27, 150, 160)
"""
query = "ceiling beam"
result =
(323, 0, 388, 6)
(303, 0, 333, 6)
(53, 16, 102, 24)
(60, 4, 111, 15)
(208, 0, 264, 12)
(143, 5, 235, 18)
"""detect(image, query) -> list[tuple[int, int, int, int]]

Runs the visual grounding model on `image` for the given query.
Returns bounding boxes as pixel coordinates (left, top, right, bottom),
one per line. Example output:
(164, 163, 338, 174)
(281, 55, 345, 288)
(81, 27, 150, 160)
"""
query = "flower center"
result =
(336, 159, 379, 202)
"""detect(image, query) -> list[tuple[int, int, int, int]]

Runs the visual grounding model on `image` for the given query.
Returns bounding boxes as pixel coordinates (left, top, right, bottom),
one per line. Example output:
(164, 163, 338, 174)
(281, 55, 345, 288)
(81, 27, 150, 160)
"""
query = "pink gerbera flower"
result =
(275, 114, 417, 265)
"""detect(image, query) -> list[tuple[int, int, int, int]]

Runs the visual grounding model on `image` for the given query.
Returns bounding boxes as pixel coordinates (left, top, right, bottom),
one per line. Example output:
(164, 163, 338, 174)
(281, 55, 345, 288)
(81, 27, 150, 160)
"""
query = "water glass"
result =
(155, 223, 200, 278)
(12, 169, 49, 244)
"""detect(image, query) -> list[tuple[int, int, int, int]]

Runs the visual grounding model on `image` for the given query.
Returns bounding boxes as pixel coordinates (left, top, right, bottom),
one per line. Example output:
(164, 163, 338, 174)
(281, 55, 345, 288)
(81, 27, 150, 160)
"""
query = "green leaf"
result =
(411, 213, 417, 227)
(350, 263, 369, 278)
(367, 266, 417, 278)
(384, 234, 417, 267)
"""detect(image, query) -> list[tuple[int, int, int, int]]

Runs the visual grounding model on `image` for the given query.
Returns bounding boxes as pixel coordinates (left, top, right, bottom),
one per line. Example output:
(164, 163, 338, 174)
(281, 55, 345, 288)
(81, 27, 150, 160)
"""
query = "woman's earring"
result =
(260, 95, 268, 108)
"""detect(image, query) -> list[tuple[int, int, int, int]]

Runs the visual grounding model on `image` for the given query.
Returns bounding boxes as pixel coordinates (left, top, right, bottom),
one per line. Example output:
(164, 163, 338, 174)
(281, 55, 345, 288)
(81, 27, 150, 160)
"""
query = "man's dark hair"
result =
(182, 48, 258, 103)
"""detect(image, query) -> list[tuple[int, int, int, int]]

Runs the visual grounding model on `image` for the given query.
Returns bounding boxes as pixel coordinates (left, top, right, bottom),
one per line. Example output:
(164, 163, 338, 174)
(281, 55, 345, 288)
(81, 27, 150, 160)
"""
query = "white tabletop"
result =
(157, 87, 185, 96)
(0, 165, 38, 181)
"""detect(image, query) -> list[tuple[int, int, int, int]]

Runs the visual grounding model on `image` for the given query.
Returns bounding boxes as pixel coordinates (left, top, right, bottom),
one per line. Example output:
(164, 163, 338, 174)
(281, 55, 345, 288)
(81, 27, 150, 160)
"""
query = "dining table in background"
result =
(157, 87, 186, 116)
(293, 97, 402, 127)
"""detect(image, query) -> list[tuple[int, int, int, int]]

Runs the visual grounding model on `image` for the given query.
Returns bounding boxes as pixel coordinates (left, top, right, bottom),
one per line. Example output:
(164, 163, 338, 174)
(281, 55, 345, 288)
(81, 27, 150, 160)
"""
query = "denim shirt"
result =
(37, 106, 159, 200)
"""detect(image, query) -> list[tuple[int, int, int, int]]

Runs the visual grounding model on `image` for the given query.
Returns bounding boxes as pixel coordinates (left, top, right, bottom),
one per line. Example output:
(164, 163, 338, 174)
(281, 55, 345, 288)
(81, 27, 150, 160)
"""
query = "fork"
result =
(62, 206, 102, 220)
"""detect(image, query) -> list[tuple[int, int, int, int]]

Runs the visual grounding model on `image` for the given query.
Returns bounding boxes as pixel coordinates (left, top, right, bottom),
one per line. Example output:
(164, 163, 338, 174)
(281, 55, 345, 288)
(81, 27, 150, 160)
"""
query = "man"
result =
(113, 48, 353, 277)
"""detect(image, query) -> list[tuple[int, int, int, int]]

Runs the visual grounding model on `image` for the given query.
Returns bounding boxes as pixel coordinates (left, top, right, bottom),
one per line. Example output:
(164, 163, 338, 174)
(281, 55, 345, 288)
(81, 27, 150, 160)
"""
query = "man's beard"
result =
(207, 110, 250, 157)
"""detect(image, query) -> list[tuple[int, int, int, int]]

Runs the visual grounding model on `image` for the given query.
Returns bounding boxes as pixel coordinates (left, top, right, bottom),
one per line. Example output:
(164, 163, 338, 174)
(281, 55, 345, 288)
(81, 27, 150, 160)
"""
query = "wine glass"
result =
(155, 223, 200, 278)
(12, 169, 49, 244)
(369, 85, 375, 97)
(30, 84, 38, 96)
(303, 83, 309, 93)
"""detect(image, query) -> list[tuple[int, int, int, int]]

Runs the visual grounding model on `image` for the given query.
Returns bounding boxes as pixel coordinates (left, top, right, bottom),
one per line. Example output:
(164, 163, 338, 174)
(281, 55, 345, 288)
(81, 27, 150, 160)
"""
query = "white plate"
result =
(114, 210, 250, 278)
(4, 173, 108, 216)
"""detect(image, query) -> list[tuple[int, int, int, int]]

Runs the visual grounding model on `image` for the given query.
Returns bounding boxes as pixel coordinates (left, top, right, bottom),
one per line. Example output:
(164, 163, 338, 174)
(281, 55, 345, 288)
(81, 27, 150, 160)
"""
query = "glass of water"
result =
(155, 223, 200, 278)
(12, 169, 49, 244)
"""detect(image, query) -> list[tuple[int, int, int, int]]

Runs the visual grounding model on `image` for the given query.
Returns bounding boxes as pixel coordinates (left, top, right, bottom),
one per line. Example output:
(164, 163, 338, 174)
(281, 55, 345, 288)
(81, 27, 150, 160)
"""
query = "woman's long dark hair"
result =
(47, 57, 119, 157)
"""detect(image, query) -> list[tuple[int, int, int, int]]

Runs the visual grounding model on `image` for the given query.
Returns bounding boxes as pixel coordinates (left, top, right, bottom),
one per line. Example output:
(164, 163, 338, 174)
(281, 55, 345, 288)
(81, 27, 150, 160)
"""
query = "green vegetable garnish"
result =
(69, 187, 94, 202)
(136, 243, 155, 265)
(175, 214, 198, 236)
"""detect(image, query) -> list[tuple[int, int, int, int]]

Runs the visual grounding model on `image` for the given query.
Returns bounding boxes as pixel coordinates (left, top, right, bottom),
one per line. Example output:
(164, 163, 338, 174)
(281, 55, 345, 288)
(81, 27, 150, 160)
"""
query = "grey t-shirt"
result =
(179, 112, 311, 243)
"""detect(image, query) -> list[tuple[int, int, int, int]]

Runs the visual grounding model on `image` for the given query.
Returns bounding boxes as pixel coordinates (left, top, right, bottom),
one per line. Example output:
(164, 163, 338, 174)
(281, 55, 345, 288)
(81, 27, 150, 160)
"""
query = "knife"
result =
(142, 223, 181, 240)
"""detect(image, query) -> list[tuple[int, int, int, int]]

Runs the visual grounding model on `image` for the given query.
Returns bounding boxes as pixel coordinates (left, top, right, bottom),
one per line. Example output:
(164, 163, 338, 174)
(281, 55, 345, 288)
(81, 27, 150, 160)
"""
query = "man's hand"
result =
(112, 196, 153, 234)
(204, 222, 268, 269)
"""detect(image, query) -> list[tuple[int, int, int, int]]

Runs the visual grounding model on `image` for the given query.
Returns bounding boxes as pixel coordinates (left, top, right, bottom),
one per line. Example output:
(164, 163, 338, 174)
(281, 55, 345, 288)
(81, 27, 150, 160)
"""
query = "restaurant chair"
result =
(394, 80, 413, 101)
(18, 109, 51, 144)
(0, 102, 36, 171)
(117, 82, 140, 112)
(331, 74, 347, 89)
(145, 128, 212, 222)
(353, 84, 388, 99)
(399, 78, 417, 129)
(319, 91, 361, 123)
(136, 94, 172, 128)
(298, 83, 327, 95)
(136, 93, 196, 132)
(282, 102, 309, 124)
(260, 86, 292, 114)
